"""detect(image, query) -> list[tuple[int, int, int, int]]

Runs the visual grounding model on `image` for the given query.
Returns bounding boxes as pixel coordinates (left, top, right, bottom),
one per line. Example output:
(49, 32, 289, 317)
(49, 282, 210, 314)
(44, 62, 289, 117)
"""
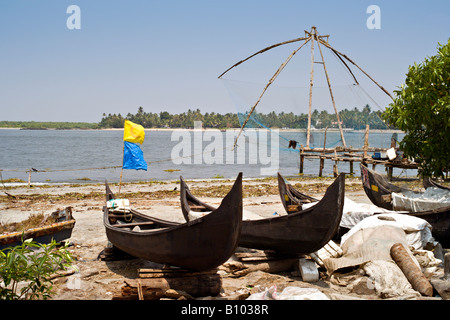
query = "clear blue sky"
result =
(0, 0, 449, 122)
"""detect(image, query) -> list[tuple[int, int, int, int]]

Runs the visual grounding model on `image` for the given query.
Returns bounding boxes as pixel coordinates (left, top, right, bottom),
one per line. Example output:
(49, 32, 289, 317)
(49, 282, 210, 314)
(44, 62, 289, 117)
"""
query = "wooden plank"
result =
(138, 268, 218, 278)
(121, 273, 222, 299)
(112, 221, 156, 228)
(234, 251, 298, 261)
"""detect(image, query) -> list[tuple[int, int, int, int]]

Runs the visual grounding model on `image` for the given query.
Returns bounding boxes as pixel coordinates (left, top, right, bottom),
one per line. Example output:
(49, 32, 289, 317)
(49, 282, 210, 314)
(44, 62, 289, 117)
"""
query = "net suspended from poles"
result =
(218, 26, 395, 153)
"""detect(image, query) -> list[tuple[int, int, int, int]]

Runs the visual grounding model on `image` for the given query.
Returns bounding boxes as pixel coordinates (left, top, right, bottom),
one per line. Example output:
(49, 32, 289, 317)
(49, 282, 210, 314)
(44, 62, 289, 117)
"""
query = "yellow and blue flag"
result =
(122, 120, 147, 171)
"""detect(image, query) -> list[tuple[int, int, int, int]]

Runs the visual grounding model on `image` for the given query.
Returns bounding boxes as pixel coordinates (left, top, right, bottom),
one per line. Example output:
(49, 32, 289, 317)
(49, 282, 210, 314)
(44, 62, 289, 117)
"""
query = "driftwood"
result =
(114, 273, 222, 300)
(220, 251, 299, 277)
(390, 243, 433, 297)
(138, 268, 218, 278)
(220, 258, 298, 277)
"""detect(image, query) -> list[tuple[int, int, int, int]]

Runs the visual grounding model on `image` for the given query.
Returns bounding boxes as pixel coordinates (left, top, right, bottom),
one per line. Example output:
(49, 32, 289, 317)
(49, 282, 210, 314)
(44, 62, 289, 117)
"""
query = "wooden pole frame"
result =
(306, 27, 315, 148)
(218, 26, 393, 150)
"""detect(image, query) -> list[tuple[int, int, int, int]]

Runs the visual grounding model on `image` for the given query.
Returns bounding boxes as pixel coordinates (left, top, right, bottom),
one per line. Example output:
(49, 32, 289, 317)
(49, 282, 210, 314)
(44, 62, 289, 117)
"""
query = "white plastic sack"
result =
(323, 225, 409, 274)
(341, 213, 436, 250)
(246, 285, 329, 300)
(340, 197, 397, 229)
(362, 260, 419, 298)
(275, 287, 329, 300)
(303, 197, 400, 230)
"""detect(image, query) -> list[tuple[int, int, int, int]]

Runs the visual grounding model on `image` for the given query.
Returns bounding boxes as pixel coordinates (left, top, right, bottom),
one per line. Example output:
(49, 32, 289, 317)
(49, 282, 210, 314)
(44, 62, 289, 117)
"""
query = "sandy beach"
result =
(0, 175, 445, 301)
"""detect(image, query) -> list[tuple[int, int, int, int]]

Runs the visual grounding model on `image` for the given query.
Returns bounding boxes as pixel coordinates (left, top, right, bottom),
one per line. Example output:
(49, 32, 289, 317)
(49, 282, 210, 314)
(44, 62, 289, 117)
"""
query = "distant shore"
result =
(0, 127, 404, 133)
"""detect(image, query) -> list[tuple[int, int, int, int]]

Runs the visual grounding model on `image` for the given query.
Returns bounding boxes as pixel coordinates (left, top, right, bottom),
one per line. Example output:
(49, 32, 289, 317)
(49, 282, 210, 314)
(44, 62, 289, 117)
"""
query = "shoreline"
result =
(0, 127, 404, 133)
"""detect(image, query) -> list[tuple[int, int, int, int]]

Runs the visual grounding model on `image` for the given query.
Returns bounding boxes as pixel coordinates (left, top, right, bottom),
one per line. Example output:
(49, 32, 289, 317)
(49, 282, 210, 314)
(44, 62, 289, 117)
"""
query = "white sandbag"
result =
(362, 260, 419, 298)
(341, 213, 436, 250)
(275, 287, 329, 300)
(246, 285, 329, 300)
(303, 197, 399, 230)
(340, 197, 394, 229)
(324, 225, 409, 274)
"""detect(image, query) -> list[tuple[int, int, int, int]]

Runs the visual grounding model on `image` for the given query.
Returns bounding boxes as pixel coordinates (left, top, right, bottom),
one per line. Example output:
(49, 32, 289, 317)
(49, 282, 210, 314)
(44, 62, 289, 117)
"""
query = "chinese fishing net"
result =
(218, 32, 400, 176)
(219, 34, 396, 151)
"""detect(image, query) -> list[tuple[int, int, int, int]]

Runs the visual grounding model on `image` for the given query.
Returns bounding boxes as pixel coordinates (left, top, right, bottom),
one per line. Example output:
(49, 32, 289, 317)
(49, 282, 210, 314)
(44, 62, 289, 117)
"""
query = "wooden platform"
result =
(297, 126, 418, 179)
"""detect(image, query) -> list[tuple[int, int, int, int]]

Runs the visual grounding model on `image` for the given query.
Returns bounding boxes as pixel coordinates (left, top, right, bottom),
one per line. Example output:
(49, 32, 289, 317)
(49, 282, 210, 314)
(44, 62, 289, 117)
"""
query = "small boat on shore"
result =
(277, 173, 319, 214)
(423, 177, 450, 191)
(360, 163, 450, 246)
(104, 173, 243, 271)
(0, 207, 76, 250)
(180, 173, 345, 255)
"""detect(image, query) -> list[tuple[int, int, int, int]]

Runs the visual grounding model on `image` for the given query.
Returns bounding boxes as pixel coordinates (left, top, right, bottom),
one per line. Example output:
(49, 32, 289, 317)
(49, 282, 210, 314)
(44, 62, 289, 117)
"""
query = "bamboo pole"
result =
(306, 27, 316, 148)
(316, 37, 347, 147)
(299, 145, 304, 174)
(27, 170, 31, 188)
(317, 39, 394, 101)
(232, 36, 312, 149)
(119, 144, 124, 194)
(319, 127, 328, 177)
(364, 124, 370, 159)
(218, 36, 310, 79)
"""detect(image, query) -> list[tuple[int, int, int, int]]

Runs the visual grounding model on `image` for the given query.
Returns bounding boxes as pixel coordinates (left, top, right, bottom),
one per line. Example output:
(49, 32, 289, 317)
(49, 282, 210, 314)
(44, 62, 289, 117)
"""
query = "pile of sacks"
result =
(322, 212, 442, 299)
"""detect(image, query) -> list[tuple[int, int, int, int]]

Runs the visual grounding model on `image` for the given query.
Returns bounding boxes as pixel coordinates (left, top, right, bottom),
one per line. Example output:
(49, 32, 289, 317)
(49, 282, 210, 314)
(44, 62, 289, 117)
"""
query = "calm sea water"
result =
(0, 129, 413, 184)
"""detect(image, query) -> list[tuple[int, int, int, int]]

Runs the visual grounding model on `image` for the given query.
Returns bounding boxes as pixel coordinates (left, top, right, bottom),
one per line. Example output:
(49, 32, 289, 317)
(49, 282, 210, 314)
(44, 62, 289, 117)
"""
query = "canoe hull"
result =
(240, 174, 345, 254)
(104, 173, 243, 271)
(181, 173, 345, 255)
(360, 163, 450, 247)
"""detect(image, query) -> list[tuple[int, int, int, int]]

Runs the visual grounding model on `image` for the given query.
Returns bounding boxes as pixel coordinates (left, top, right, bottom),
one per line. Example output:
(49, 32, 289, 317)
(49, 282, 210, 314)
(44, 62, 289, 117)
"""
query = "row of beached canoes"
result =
(103, 163, 450, 271)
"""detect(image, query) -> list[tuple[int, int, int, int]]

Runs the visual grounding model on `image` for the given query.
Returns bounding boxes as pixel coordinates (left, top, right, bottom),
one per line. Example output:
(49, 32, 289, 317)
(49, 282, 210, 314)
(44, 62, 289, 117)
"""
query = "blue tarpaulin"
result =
(123, 141, 147, 171)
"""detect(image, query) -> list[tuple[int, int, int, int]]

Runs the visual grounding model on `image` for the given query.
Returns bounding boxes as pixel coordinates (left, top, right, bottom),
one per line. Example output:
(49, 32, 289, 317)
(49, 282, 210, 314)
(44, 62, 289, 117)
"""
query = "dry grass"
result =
(0, 213, 57, 234)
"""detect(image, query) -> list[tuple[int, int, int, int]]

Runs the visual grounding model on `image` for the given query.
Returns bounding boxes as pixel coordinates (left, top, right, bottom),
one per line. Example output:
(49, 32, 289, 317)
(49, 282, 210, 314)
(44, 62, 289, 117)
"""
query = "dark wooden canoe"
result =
(104, 173, 243, 271)
(360, 163, 409, 210)
(180, 173, 345, 255)
(277, 173, 319, 214)
(360, 163, 450, 247)
(423, 178, 450, 191)
(0, 207, 75, 250)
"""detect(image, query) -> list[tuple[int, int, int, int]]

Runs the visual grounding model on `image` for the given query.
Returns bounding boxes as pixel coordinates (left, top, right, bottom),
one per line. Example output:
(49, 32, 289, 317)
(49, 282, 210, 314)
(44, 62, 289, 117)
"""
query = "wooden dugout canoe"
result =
(360, 163, 450, 247)
(180, 173, 345, 255)
(277, 172, 319, 214)
(103, 173, 243, 271)
(423, 177, 450, 191)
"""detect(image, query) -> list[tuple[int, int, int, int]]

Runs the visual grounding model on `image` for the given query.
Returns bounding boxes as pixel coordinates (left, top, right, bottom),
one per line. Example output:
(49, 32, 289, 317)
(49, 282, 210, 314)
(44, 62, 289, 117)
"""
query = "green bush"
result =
(0, 238, 76, 300)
